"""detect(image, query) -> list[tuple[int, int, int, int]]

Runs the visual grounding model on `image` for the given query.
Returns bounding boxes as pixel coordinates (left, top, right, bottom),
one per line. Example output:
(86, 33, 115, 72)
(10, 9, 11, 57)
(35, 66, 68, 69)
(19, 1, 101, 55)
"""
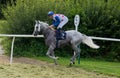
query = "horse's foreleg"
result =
(46, 51, 58, 65)
(46, 51, 56, 59)
(51, 50, 58, 65)
(46, 46, 58, 65)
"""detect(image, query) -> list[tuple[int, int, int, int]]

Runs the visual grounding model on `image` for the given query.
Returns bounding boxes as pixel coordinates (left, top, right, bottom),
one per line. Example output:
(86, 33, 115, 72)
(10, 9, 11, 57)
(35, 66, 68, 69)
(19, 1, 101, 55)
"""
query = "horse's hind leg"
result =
(70, 44, 80, 65)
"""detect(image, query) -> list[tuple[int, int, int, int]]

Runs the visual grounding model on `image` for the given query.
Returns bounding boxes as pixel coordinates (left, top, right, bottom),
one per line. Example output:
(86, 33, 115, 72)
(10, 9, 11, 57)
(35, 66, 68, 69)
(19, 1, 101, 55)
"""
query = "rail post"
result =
(10, 36, 15, 64)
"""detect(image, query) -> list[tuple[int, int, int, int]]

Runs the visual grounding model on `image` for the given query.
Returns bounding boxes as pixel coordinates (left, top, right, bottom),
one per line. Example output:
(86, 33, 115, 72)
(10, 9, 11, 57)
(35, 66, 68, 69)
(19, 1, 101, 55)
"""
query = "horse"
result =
(33, 20, 100, 65)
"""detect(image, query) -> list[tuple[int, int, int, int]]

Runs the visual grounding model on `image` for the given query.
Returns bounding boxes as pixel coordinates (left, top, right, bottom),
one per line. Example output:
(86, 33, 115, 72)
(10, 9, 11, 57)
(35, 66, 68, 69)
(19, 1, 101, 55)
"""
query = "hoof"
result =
(55, 57, 59, 60)
(55, 63, 58, 65)
(69, 62, 73, 66)
(73, 62, 75, 64)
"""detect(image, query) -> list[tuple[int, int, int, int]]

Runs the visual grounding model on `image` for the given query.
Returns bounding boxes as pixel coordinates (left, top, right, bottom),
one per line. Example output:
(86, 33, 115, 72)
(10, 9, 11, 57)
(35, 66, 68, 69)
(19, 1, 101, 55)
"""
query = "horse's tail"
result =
(82, 34, 100, 49)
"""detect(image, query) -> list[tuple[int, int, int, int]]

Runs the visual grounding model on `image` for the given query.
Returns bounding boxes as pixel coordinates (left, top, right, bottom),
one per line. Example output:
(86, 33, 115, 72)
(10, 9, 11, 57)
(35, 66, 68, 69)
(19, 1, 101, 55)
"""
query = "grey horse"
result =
(33, 20, 100, 65)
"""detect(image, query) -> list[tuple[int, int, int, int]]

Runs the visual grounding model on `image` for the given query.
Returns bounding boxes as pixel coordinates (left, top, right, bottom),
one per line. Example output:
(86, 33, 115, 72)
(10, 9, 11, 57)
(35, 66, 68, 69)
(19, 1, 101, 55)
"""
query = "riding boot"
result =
(56, 28, 62, 40)
(55, 28, 62, 48)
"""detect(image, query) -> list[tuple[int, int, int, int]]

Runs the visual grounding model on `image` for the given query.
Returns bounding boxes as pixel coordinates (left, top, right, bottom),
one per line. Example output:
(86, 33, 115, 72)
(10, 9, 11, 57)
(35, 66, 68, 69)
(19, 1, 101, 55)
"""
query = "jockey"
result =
(48, 11, 68, 30)
(48, 11, 68, 39)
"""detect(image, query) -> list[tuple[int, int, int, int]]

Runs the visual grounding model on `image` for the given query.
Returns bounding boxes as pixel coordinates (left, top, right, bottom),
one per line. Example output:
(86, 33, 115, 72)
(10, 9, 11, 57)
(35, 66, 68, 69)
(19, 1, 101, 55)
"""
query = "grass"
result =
(33, 56, 120, 77)
(0, 62, 117, 78)
(0, 56, 118, 78)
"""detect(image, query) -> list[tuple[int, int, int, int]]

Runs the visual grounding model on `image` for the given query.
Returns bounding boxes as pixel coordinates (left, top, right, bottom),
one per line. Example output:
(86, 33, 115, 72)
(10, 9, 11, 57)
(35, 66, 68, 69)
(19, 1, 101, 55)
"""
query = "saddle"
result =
(55, 29, 66, 48)
(55, 29, 66, 40)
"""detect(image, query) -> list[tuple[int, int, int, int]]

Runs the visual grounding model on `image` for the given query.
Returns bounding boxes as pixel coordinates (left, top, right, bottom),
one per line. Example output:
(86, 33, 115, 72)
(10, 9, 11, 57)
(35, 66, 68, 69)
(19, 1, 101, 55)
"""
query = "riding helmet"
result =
(48, 11, 54, 16)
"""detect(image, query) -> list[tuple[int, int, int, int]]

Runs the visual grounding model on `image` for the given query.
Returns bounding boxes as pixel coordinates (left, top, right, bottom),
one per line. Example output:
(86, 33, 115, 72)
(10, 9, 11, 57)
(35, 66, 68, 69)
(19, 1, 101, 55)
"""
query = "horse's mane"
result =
(39, 21, 55, 37)
(40, 21, 49, 28)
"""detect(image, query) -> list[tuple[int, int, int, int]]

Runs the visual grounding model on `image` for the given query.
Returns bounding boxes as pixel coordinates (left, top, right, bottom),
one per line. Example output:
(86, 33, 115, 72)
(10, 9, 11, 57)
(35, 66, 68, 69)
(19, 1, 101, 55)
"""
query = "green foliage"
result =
(13, 38, 48, 57)
(0, 3, 3, 18)
(78, 0, 120, 61)
(1, 0, 120, 61)
(0, 0, 15, 19)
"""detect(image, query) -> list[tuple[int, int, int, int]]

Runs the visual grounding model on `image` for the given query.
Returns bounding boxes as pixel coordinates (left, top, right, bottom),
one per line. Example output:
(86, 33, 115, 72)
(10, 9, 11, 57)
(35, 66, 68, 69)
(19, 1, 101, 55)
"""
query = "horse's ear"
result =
(38, 20, 41, 24)
(35, 20, 38, 23)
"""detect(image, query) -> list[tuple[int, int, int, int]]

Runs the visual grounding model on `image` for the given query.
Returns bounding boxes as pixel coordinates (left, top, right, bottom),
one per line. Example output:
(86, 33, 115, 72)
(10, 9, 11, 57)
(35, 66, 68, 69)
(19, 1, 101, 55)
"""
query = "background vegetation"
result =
(0, 0, 120, 61)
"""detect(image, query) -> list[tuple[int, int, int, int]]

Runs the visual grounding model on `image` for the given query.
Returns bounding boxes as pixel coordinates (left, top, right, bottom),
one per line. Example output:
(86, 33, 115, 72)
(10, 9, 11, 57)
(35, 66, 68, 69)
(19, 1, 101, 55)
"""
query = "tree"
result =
(104, 0, 108, 2)
(0, 0, 16, 18)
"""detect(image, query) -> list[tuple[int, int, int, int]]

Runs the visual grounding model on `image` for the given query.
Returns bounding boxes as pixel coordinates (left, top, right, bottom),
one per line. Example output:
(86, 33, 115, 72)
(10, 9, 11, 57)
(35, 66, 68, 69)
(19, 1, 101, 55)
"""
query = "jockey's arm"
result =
(49, 16, 60, 31)
(48, 25, 55, 31)
(53, 16, 60, 27)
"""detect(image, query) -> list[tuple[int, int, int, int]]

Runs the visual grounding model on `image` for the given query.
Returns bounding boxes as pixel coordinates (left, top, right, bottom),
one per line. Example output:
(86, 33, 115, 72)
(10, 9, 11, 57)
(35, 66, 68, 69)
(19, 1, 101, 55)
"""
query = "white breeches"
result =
(58, 16, 68, 28)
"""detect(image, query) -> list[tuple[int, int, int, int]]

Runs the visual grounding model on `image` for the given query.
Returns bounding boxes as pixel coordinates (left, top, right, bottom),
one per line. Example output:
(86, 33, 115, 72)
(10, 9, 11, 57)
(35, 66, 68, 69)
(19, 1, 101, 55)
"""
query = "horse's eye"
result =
(36, 26, 38, 28)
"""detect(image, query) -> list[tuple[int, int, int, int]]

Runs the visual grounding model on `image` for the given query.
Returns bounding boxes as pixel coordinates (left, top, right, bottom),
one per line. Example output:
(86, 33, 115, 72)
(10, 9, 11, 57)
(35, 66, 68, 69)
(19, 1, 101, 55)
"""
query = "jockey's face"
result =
(48, 15, 53, 19)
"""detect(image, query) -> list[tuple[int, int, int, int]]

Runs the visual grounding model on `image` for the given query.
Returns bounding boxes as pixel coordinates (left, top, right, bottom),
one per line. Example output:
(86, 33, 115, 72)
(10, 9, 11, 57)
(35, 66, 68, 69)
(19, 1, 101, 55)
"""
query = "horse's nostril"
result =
(33, 31, 37, 36)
